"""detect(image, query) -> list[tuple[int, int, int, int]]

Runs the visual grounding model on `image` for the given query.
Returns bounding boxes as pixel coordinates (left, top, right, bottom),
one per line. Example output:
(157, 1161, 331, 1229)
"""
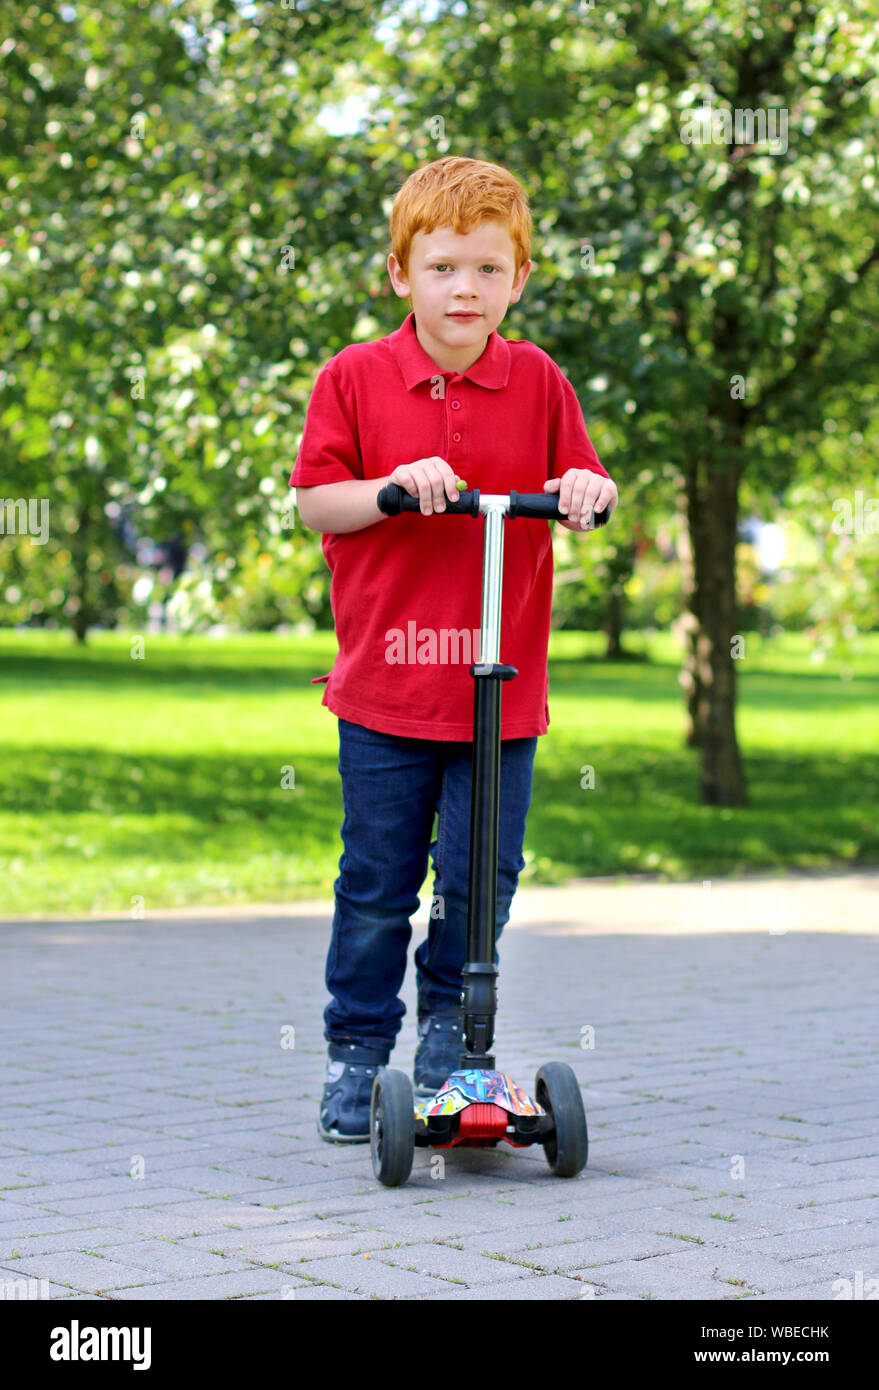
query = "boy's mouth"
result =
(447, 311, 482, 320)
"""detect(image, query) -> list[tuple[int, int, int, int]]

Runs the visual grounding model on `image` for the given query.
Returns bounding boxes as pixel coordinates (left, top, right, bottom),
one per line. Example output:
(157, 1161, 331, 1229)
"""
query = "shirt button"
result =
(452, 432, 462, 442)
(450, 400, 461, 410)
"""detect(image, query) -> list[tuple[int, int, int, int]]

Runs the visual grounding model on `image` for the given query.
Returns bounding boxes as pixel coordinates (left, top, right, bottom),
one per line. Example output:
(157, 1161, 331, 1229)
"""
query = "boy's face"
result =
(387, 221, 532, 372)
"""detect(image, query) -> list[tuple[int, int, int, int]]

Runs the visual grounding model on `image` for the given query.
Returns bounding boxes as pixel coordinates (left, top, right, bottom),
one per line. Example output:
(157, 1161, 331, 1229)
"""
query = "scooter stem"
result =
(460, 501, 516, 1067)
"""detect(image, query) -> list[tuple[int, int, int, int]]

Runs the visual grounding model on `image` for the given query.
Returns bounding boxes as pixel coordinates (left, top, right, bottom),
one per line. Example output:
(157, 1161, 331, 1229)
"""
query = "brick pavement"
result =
(0, 871, 877, 1301)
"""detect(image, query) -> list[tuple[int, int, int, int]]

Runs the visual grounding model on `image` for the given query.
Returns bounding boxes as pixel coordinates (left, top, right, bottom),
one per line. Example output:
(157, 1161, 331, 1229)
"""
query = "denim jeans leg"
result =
(414, 735, 537, 1015)
(326, 719, 443, 1051)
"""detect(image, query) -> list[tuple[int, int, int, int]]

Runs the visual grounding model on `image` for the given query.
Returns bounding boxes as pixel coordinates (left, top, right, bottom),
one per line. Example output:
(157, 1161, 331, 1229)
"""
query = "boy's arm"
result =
(546, 369, 617, 532)
(292, 364, 389, 533)
(298, 454, 464, 533)
(296, 477, 394, 535)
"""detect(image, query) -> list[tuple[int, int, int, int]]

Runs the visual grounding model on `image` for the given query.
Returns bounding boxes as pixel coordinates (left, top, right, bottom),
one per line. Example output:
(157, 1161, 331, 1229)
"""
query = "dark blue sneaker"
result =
(414, 1012, 465, 1097)
(317, 1042, 390, 1144)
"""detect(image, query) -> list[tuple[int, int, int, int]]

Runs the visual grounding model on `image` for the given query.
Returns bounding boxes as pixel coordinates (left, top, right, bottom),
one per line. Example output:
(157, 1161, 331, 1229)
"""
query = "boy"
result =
(291, 156, 618, 1142)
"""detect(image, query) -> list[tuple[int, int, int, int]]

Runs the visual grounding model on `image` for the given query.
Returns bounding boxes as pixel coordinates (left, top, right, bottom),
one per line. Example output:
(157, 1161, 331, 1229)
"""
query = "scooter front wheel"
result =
(370, 1068, 415, 1188)
(536, 1062, 588, 1178)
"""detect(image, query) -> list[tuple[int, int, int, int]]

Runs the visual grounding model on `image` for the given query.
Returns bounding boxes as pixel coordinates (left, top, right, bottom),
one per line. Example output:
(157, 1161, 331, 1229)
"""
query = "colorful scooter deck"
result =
(413, 1068, 545, 1120)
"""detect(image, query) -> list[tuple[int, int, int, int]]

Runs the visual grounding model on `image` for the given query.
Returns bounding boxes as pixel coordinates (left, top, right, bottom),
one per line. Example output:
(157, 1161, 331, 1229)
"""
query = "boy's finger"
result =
(570, 490, 591, 522)
(423, 457, 448, 509)
(433, 459, 457, 502)
(561, 469, 583, 513)
(588, 485, 614, 518)
(415, 472, 435, 513)
(574, 480, 601, 521)
(428, 466, 447, 512)
(396, 467, 420, 498)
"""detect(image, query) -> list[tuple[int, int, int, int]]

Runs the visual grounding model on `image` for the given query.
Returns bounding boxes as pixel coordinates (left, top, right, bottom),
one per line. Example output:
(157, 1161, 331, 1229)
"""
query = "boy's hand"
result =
(389, 457, 465, 515)
(544, 469, 618, 531)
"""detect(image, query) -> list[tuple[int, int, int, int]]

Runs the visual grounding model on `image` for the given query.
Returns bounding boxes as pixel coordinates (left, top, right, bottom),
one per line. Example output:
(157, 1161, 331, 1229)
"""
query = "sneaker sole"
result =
(316, 1117, 371, 1145)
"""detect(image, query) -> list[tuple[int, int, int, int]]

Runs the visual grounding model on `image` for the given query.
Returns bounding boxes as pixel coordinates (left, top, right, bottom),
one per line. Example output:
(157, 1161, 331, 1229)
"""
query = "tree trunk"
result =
(71, 501, 91, 645)
(604, 585, 624, 659)
(602, 539, 635, 660)
(685, 459, 747, 806)
(677, 493, 704, 747)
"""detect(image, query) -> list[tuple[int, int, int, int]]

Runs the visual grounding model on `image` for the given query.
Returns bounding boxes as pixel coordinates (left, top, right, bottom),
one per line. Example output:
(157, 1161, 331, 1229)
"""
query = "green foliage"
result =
(1, 628, 877, 915)
(167, 522, 332, 632)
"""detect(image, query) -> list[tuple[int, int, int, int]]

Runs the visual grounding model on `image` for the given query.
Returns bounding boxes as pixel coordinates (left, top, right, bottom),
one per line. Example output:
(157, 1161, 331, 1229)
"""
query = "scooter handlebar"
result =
(376, 482, 609, 527)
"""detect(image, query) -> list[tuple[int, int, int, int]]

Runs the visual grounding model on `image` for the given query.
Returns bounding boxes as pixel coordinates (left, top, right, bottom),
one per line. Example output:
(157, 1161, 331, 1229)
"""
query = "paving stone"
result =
(452, 1214, 624, 1256)
(7, 1253, 163, 1294)
(805, 1198, 879, 1223)
(0, 1267, 79, 1300)
(420, 1273, 619, 1300)
(744, 1226, 879, 1263)
(746, 1282, 848, 1301)
(41, 1186, 196, 1216)
(116, 1198, 304, 1228)
(591, 1265, 767, 1300)
(371, 1241, 539, 1285)
(107, 1268, 299, 1299)
(203, 1226, 401, 1264)
(522, 1231, 687, 1271)
(0, 1213, 90, 1240)
(678, 1200, 857, 1233)
(242, 1283, 366, 1300)
(50, 1292, 112, 1300)
(613, 1246, 841, 1295)
(0, 1199, 58, 1223)
(0, 1226, 135, 1260)
(6, 1176, 185, 1206)
(0, 1158, 96, 1184)
(269, 1252, 455, 1297)
(93, 1240, 251, 1278)
(179, 1219, 342, 1251)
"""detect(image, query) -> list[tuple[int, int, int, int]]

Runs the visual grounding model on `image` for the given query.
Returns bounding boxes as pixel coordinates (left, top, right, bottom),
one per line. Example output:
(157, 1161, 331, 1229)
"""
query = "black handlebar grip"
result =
(507, 491, 609, 526)
(376, 482, 417, 514)
(376, 482, 481, 515)
(376, 482, 609, 527)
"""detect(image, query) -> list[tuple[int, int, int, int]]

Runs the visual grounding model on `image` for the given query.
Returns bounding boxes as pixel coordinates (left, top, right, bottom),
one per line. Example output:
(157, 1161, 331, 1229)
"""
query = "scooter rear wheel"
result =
(370, 1068, 415, 1188)
(536, 1062, 588, 1177)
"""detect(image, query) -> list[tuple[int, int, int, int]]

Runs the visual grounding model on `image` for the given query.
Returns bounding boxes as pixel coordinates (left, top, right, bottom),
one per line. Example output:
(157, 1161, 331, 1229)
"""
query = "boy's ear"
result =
(387, 252, 412, 302)
(510, 258, 534, 304)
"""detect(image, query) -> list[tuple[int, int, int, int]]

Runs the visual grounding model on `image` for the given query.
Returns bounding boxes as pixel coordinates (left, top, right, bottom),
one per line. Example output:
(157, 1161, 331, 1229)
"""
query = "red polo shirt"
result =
(289, 311, 607, 740)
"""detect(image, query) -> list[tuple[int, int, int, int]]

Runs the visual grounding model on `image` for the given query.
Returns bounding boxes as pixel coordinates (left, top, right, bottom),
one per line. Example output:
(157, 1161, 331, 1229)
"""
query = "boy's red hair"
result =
(390, 156, 532, 277)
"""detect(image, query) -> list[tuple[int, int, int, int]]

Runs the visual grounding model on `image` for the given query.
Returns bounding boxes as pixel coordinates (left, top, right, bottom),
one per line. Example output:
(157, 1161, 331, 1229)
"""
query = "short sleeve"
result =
(548, 371, 608, 481)
(289, 365, 363, 488)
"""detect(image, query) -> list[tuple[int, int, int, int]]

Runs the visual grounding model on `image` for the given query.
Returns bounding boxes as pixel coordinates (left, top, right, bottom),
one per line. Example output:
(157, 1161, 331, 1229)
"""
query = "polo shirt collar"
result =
(388, 310, 511, 390)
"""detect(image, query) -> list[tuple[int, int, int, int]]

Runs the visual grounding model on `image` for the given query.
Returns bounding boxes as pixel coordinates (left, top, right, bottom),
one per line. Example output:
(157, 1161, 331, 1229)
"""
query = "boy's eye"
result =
(431, 264, 499, 273)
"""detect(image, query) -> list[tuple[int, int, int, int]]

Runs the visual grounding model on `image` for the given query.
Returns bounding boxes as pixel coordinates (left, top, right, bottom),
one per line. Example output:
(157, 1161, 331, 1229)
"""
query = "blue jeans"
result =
(325, 717, 538, 1052)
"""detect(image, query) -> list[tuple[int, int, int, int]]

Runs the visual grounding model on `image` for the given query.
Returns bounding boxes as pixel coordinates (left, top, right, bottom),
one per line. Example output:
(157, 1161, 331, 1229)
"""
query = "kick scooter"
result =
(369, 482, 610, 1187)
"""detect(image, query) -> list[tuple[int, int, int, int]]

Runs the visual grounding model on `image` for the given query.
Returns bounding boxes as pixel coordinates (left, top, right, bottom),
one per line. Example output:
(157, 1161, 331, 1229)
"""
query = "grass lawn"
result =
(1, 627, 877, 917)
